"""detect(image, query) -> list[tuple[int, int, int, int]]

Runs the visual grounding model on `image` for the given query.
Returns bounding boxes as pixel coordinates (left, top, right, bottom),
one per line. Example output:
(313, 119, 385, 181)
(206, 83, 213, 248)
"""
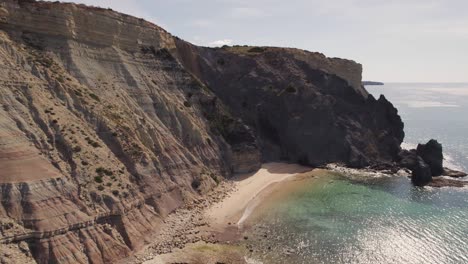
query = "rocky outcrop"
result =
(0, 1, 406, 263)
(399, 140, 466, 187)
(411, 157, 432, 187)
(416, 139, 444, 176)
(398, 149, 419, 171)
(174, 43, 404, 168)
(443, 168, 467, 178)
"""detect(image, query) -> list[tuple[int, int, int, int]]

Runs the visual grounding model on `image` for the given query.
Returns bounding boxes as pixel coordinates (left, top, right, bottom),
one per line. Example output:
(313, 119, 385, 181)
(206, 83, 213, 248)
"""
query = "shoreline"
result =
(206, 162, 313, 229)
(134, 162, 315, 263)
(133, 162, 468, 263)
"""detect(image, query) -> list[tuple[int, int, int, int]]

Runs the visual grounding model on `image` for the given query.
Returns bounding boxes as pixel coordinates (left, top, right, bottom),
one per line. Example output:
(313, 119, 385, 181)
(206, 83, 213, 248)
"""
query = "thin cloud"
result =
(229, 7, 268, 18)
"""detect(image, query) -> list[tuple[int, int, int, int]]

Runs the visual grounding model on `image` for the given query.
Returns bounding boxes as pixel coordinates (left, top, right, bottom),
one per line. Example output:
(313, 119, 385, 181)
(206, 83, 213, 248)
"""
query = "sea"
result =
(243, 83, 468, 264)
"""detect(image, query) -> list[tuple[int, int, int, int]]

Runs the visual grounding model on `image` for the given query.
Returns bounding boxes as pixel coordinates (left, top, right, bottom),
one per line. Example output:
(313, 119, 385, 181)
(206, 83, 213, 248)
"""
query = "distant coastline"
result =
(363, 81, 384, 85)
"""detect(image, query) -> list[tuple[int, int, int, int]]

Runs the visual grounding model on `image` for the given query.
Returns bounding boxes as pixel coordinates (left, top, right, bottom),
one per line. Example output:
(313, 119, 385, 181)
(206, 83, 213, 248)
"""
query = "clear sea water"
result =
(245, 83, 468, 264)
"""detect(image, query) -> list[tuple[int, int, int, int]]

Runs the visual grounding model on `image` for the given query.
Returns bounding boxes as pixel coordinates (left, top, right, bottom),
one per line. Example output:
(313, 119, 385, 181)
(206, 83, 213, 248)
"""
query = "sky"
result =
(46, 0, 468, 82)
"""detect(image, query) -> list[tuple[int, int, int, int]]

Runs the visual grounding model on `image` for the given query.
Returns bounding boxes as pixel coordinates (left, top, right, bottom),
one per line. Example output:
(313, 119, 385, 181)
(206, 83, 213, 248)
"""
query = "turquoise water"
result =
(246, 174, 468, 264)
(245, 84, 468, 263)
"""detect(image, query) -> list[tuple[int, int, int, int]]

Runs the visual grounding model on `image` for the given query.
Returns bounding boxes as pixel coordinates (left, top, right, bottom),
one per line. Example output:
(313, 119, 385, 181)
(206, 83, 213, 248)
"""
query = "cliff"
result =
(0, 1, 404, 263)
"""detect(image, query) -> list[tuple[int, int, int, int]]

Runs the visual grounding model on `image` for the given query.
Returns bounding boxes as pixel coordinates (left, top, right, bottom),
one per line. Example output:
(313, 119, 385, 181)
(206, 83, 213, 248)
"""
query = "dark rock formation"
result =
(443, 167, 468, 178)
(411, 157, 432, 187)
(416, 139, 444, 176)
(399, 140, 466, 187)
(429, 177, 468, 188)
(398, 149, 419, 170)
(175, 43, 405, 168)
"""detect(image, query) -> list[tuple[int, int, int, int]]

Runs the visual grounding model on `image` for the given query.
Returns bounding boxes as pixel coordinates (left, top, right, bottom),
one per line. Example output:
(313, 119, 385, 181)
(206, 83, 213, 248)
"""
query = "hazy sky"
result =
(47, 0, 468, 82)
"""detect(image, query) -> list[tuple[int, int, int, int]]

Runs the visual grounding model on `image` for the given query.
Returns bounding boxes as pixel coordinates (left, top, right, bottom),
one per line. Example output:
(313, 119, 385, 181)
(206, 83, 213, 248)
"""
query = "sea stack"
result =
(416, 139, 444, 176)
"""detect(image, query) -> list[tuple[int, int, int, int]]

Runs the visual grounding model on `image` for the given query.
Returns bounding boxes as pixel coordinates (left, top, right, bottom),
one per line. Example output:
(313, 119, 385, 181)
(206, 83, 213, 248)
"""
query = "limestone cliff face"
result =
(0, 1, 403, 263)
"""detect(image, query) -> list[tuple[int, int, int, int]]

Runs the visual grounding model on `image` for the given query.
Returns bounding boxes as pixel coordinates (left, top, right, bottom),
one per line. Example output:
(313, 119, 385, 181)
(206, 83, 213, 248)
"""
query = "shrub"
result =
(89, 93, 100, 102)
(94, 176, 103, 183)
(286, 85, 297, 93)
(72, 146, 82, 152)
(217, 58, 225, 65)
(155, 48, 173, 60)
(210, 173, 220, 185)
(112, 190, 119, 196)
(248, 47, 266, 53)
(191, 178, 201, 190)
(183, 101, 192, 107)
(96, 167, 113, 176)
(97, 185, 104, 191)
(81, 160, 89, 166)
(39, 56, 54, 68)
(86, 137, 100, 148)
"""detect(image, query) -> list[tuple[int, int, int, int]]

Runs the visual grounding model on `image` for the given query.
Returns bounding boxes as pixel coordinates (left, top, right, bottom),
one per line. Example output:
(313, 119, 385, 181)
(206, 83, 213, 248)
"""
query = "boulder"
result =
(398, 149, 419, 170)
(411, 158, 432, 186)
(429, 178, 468, 188)
(443, 167, 468, 178)
(416, 139, 444, 176)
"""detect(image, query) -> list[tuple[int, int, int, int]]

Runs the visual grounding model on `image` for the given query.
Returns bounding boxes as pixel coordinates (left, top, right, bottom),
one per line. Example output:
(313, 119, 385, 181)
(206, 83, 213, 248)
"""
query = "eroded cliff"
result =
(0, 1, 404, 263)
(175, 43, 404, 167)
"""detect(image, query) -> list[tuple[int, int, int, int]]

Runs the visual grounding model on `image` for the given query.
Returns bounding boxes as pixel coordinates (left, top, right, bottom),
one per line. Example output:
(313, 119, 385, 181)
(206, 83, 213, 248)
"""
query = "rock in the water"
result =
(429, 178, 468, 188)
(416, 139, 444, 176)
(411, 158, 432, 186)
(443, 167, 468, 178)
(398, 149, 419, 170)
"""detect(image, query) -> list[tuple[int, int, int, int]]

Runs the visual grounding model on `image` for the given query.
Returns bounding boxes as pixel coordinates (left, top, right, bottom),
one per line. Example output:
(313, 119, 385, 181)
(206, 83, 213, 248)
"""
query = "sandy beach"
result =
(206, 162, 312, 228)
(136, 162, 314, 264)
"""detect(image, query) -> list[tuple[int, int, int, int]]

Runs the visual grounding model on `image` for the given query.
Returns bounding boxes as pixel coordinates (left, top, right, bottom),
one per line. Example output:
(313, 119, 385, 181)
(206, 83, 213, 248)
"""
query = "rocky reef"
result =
(0, 1, 420, 263)
(399, 139, 467, 187)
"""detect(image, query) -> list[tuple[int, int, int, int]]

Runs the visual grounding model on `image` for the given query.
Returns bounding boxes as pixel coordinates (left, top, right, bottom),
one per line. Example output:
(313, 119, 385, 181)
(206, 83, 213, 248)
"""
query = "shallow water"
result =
(245, 173, 468, 264)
